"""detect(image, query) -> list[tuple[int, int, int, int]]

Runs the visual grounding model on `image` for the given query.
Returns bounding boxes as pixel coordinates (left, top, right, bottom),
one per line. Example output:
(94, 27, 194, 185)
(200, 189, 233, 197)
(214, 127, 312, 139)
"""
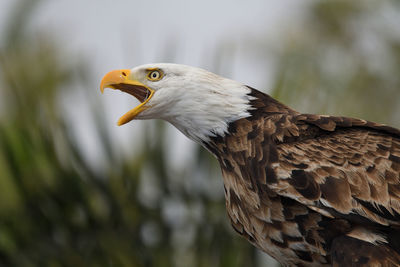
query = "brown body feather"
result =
(204, 87, 400, 266)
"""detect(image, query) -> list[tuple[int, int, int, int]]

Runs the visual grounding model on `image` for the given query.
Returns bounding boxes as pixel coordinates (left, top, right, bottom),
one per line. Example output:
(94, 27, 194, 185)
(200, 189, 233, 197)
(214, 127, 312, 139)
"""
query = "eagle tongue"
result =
(114, 83, 150, 103)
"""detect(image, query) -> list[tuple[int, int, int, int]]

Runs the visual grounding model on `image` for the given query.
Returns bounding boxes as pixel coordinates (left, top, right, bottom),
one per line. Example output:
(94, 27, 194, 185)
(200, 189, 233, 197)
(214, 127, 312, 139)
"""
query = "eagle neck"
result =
(202, 87, 297, 156)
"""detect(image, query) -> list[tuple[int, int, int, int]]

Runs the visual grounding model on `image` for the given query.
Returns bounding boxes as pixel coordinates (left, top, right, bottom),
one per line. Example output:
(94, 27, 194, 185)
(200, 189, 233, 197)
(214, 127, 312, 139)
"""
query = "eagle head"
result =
(100, 63, 253, 143)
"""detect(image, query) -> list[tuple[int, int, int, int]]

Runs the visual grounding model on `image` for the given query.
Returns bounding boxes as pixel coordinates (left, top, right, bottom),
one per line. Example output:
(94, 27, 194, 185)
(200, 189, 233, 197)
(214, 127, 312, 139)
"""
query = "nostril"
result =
(122, 71, 127, 76)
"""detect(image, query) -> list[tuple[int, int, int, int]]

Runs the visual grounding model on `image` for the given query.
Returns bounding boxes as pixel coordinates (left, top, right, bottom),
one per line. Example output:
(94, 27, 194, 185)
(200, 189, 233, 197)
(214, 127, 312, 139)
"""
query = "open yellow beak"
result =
(100, 69, 154, 126)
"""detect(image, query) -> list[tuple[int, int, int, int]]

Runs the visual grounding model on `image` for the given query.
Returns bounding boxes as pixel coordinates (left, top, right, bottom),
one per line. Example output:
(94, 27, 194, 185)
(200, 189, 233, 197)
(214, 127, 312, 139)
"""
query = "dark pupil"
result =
(152, 72, 157, 78)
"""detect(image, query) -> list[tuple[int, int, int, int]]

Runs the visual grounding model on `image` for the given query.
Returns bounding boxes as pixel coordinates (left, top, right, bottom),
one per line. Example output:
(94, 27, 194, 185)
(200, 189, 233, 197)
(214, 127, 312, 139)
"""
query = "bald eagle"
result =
(101, 64, 400, 266)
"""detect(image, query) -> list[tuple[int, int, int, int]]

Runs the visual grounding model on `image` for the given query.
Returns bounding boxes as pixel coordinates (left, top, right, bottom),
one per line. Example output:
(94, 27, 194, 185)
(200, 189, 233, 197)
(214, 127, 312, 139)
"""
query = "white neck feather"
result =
(143, 66, 254, 144)
(167, 79, 253, 143)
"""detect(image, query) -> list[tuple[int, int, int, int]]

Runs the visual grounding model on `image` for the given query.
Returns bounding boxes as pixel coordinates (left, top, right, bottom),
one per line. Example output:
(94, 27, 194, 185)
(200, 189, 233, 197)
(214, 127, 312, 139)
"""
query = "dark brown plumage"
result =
(204, 87, 400, 266)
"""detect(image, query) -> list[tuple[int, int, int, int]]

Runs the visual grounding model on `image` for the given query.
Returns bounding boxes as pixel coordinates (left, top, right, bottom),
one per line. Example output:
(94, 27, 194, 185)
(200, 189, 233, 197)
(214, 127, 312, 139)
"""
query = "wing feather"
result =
(270, 114, 400, 225)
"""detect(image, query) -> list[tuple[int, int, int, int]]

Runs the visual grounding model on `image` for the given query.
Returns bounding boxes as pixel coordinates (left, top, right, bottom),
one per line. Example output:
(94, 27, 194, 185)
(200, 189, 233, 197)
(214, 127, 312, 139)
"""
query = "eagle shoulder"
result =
(208, 109, 400, 265)
(206, 88, 400, 265)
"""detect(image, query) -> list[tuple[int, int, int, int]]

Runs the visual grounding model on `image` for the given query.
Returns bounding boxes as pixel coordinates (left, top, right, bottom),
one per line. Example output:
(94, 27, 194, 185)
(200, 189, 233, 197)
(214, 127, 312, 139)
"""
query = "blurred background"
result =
(0, 0, 399, 266)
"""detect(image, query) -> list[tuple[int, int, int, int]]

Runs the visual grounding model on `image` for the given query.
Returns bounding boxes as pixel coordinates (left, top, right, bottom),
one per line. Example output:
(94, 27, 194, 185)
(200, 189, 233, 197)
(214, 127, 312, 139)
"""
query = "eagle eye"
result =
(147, 69, 163, 81)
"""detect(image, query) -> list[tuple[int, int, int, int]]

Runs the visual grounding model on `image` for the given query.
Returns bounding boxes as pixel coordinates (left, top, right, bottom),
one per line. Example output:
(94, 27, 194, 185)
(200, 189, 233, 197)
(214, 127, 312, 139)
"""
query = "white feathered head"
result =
(100, 63, 253, 142)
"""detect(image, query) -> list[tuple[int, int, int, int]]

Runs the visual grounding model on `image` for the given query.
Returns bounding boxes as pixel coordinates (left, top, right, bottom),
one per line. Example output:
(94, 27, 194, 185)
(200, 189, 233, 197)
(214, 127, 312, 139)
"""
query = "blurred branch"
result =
(3, 0, 42, 49)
